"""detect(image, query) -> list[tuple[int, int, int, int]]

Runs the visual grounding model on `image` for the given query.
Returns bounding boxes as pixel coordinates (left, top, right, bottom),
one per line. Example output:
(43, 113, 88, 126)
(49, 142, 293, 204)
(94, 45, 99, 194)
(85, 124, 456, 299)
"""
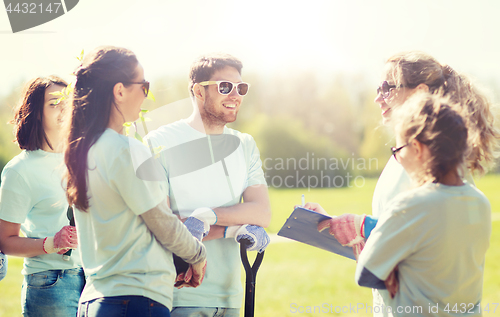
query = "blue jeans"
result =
(78, 296, 170, 317)
(0, 252, 7, 281)
(22, 267, 85, 317)
(170, 307, 239, 317)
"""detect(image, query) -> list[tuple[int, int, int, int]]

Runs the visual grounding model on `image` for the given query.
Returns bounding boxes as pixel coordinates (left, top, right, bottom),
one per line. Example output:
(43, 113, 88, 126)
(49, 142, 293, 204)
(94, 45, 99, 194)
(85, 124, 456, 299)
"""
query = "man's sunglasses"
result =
(123, 80, 150, 97)
(198, 81, 250, 96)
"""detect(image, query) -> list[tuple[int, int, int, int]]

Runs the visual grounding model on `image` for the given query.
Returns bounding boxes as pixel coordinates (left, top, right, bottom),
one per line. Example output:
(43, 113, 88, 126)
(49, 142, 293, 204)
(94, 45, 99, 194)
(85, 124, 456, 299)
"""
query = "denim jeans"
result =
(170, 307, 240, 317)
(0, 252, 7, 281)
(22, 267, 85, 317)
(78, 296, 171, 317)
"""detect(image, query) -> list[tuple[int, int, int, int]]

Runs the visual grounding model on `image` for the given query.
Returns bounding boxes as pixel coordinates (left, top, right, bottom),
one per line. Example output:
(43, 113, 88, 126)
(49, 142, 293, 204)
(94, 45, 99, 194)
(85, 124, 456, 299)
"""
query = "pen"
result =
(301, 194, 305, 207)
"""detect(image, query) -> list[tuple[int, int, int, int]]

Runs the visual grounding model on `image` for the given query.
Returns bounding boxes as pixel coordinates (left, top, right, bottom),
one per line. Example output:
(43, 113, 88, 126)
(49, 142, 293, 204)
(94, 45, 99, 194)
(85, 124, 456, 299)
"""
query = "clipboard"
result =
(277, 207, 356, 260)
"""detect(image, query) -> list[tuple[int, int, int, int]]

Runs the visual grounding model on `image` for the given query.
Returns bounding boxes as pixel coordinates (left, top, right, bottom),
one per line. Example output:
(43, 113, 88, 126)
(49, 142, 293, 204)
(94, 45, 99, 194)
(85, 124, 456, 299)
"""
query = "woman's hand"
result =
(175, 259, 207, 289)
(317, 214, 367, 260)
(44, 226, 78, 254)
(385, 266, 399, 298)
(295, 202, 328, 215)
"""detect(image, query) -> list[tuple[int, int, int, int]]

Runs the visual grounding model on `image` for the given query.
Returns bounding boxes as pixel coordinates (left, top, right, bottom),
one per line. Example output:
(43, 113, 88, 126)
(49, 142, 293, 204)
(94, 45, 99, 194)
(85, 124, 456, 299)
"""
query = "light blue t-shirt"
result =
(359, 182, 491, 317)
(146, 120, 267, 308)
(75, 129, 176, 309)
(370, 157, 477, 315)
(0, 150, 82, 275)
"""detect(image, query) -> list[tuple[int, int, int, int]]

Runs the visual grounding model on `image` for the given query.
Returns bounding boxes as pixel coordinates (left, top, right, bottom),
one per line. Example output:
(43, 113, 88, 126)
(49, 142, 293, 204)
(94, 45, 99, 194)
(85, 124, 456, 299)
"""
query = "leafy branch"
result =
(124, 109, 164, 158)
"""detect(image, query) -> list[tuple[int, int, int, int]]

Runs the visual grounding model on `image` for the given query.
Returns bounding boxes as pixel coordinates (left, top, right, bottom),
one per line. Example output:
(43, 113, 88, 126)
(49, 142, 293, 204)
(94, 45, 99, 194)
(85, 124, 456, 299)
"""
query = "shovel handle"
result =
(240, 240, 265, 317)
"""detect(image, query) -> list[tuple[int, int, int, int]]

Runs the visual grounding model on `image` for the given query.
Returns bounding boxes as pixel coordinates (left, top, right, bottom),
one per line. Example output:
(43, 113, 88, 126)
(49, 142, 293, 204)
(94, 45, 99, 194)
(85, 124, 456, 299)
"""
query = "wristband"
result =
(192, 207, 217, 225)
(360, 217, 366, 239)
(224, 225, 241, 238)
(42, 237, 48, 254)
(42, 237, 57, 254)
(363, 215, 379, 239)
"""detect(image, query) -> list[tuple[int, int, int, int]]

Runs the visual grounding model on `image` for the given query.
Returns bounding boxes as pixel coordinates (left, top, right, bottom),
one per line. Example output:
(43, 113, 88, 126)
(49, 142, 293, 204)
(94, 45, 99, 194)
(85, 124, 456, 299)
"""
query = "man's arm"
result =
(212, 184, 271, 228)
(167, 183, 271, 241)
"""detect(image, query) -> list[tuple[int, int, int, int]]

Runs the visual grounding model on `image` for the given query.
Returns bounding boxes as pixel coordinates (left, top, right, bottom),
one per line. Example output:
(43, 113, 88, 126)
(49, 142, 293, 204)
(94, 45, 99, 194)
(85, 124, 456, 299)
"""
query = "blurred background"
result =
(1, 0, 500, 184)
(1, 1, 500, 316)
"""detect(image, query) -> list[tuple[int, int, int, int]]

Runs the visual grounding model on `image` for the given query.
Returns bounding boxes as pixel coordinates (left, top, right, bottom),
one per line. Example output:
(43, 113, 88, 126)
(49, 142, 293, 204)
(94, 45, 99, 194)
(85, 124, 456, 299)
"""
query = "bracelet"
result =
(42, 237, 48, 254)
(360, 217, 366, 239)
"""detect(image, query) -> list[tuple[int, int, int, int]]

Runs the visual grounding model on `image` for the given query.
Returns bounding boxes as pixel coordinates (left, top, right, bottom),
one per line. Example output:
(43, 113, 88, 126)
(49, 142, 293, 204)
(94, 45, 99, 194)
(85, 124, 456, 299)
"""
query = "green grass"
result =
(1, 175, 499, 316)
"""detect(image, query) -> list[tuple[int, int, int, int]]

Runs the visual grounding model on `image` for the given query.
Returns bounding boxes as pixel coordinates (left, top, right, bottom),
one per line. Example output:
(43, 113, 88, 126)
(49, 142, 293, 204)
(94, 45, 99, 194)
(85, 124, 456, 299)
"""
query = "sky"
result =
(1, 0, 500, 99)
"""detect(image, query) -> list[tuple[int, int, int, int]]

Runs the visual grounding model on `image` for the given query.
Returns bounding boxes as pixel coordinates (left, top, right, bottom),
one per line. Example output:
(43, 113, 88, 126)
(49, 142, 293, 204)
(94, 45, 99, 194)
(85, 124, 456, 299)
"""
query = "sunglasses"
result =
(198, 81, 250, 96)
(376, 81, 398, 99)
(123, 80, 150, 97)
(376, 81, 418, 99)
(390, 144, 408, 162)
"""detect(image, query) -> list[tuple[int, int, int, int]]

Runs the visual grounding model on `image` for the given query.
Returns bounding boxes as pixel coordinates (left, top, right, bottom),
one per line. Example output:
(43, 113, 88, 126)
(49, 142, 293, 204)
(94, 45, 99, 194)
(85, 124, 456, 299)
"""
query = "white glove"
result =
(184, 207, 217, 240)
(225, 224, 270, 253)
(0, 251, 7, 281)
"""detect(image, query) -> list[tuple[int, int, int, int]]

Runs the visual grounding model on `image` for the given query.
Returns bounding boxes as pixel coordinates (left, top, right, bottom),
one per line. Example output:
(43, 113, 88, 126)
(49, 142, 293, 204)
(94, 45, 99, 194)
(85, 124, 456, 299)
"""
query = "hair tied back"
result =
(441, 64, 454, 79)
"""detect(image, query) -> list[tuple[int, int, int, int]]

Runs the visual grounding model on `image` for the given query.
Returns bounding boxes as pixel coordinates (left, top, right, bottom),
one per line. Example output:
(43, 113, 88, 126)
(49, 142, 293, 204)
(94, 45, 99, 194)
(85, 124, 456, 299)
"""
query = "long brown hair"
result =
(386, 51, 499, 175)
(64, 46, 138, 211)
(12, 76, 67, 151)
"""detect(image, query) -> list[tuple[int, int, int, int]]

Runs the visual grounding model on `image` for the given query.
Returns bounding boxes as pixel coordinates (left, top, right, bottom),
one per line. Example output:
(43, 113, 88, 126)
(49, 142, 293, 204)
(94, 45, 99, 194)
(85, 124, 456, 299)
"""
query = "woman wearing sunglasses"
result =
(356, 94, 491, 316)
(64, 46, 207, 317)
(305, 51, 499, 316)
(0, 76, 84, 317)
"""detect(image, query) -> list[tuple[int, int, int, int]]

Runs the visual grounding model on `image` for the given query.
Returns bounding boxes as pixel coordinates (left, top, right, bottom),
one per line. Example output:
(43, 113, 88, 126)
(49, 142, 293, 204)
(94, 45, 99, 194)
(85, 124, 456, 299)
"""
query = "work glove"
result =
(174, 259, 207, 289)
(43, 225, 78, 254)
(0, 251, 7, 281)
(225, 224, 270, 253)
(184, 207, 216, 241)
(318, 213, 366, 260)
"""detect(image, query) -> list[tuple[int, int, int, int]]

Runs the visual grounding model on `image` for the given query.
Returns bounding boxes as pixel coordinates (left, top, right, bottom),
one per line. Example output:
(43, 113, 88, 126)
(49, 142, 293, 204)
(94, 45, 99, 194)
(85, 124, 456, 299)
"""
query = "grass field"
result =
(1, 175, 499, 316)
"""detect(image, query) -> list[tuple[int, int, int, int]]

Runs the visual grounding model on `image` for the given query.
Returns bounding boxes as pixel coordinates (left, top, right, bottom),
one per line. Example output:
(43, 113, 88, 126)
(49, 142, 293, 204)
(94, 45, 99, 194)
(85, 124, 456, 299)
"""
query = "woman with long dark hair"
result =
(64, 46, 206, 317)
(0, 76, 84, 317)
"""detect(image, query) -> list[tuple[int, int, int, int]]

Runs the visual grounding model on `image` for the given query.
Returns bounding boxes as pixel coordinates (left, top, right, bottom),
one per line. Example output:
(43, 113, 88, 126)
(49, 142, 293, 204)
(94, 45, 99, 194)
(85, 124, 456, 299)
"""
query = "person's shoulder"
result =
(384, 184, 437, 215)
(95, 129, 129, 149)
(224, 127, 256, 145)
(1, 151, 27, 175)
(146, 120, 188, 143)
(462, 182, 491, 207)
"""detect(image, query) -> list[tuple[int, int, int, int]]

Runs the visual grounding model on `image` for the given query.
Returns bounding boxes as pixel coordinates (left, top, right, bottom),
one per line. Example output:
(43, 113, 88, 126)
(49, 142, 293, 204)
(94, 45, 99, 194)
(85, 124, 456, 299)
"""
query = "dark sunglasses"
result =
(376, 81, 398, 99)
(123, 80, 150, 97)
(198, 81, 250, 96)
(376, 81, 418, 99)
(390, 144, 408, 162)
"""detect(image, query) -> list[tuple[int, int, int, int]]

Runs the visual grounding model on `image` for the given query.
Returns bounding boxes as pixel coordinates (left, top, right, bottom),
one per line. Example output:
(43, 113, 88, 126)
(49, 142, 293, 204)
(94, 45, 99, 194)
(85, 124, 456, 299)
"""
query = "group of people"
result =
(0, 47, 497, 317)
(0, 47, 270, 317)
(308, 52, 498, 316)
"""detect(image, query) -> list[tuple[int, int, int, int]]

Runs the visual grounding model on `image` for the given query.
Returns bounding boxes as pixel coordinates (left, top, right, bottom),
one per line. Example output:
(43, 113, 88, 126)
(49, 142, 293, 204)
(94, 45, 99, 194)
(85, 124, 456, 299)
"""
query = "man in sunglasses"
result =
(146, 53, 271, 317)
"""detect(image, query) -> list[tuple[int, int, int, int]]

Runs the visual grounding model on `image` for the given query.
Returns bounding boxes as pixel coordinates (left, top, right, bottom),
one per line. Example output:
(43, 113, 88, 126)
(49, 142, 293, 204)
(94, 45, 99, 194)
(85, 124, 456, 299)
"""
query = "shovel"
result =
(240, 240, 265, 317)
